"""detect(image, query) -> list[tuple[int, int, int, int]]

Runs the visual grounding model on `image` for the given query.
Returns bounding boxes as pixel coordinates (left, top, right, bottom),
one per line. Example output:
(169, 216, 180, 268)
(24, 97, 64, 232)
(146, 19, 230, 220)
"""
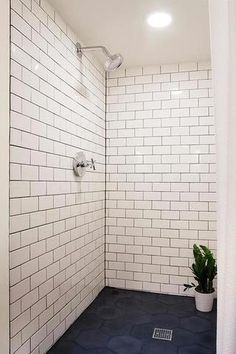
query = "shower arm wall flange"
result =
(76, 42, 111, 59)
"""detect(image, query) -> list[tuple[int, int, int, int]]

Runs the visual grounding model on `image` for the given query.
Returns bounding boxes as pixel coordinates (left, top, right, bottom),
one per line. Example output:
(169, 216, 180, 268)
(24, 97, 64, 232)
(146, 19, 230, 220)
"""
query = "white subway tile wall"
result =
(9, 0, 217, 351)
(106, 63, 216, 295)
(10, 0, 105, 353)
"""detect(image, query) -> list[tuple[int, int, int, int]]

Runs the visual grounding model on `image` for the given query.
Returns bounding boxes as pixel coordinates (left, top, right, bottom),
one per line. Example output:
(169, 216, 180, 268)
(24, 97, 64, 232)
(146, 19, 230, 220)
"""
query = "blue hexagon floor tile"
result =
(181, 316, 211, 333)
(75, 329, 109, 349)
(108, 335, 142, 354)
(47, 287, 216, 354)
(141, 341, 178, 354)
(179, 345, 215, 354)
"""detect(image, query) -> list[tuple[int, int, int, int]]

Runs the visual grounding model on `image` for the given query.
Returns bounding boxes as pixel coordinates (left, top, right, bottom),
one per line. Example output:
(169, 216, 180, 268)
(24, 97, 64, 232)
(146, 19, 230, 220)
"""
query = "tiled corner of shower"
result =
(9, 0, 106, 353)
(105, 63, 216, 295)
(8, 0, 217, 353)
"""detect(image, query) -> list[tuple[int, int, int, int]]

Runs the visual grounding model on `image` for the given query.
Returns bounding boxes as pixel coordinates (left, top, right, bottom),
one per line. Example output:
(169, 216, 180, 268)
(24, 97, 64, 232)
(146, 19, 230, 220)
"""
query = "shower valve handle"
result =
(73, 152, 96, 177)
(77, 158, 96, 170)
(90, 158, 96, 170)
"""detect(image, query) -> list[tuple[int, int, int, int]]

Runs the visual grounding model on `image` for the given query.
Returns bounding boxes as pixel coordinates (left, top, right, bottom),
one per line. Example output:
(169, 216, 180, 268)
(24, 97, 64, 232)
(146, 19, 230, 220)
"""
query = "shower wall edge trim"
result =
(0, 0, 10, 352)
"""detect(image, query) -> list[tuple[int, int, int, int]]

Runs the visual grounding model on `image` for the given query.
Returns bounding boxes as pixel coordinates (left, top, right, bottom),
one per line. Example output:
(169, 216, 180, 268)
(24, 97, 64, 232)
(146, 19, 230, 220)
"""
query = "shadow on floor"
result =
(48, 287, 216, 354)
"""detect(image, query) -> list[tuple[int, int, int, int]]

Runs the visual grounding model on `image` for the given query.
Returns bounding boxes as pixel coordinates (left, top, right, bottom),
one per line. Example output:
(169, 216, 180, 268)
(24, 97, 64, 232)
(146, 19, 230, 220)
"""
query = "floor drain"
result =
(152, 328, 173, 341)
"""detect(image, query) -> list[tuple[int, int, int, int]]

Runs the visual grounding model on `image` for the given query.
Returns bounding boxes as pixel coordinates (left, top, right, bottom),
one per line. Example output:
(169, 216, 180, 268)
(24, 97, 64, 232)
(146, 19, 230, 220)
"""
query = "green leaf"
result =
(183, 244, 217, 293)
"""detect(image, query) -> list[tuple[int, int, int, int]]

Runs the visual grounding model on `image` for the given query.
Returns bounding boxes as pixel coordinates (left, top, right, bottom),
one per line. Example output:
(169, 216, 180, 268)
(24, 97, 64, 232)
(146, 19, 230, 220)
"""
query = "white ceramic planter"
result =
(195, 289, 215, 312)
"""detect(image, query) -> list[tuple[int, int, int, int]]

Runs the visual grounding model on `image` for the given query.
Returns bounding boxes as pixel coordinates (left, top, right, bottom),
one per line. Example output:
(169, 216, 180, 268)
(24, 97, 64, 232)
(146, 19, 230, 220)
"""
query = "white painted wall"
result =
(209, 1, 236, 352)
(0, 0, 10, 352)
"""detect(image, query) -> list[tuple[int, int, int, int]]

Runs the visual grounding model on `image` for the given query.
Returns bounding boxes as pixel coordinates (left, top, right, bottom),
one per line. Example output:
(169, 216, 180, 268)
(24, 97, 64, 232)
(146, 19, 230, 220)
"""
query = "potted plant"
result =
(184, 244, 217, 312)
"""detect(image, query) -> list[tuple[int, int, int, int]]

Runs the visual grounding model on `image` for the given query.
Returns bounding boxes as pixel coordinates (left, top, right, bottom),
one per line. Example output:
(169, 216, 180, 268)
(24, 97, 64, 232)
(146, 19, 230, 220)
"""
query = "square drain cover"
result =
(152, 328, 173, 341)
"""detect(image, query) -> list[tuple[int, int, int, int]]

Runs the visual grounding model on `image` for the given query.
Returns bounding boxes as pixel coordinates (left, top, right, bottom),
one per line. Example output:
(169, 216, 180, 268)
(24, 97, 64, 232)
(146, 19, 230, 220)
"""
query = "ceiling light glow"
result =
(147, 12, 172, 28)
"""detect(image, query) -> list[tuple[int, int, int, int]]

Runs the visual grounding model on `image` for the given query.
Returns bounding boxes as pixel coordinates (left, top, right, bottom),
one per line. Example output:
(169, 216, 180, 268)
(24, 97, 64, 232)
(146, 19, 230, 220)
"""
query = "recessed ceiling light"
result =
(147, 12, 172, 28)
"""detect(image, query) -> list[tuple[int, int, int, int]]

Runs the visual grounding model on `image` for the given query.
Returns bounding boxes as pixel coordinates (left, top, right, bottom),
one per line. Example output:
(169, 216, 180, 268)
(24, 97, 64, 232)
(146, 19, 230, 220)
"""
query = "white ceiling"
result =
(48, 0, 210, 68)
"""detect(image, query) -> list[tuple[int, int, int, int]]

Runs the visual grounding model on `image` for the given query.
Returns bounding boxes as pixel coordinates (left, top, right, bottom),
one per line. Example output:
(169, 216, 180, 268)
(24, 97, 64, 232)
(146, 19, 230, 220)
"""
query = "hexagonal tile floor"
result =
(47, 287, 216, 354)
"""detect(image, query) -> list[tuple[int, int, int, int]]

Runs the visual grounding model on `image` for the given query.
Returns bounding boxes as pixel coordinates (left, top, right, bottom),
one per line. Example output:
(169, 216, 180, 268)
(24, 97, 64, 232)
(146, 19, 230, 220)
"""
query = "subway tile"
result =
(10, 1, 215, 349)
(10, 1, 106, 353)
(106, 61, 215, 297)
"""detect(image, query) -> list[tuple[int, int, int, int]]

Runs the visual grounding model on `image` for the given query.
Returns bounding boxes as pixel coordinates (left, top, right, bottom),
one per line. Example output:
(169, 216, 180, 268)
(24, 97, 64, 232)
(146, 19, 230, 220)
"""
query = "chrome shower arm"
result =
(75, 41, 123, 71)
(76, 42, 111, 58)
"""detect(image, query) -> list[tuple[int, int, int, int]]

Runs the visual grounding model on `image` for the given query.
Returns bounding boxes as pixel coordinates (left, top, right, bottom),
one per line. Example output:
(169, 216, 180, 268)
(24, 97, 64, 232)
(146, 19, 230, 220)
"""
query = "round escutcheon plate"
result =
(73, 151, 87, 177)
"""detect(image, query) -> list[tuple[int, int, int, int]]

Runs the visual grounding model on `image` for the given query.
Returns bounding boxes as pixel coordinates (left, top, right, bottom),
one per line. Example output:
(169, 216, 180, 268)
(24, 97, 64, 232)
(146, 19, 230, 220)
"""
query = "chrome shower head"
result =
(76, 42, 123, 72)
(104, 54, 123, 71)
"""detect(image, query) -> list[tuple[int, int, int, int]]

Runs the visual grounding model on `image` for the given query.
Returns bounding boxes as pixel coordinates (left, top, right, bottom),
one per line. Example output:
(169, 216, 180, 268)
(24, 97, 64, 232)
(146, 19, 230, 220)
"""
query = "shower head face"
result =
(104, 54, 123, 72)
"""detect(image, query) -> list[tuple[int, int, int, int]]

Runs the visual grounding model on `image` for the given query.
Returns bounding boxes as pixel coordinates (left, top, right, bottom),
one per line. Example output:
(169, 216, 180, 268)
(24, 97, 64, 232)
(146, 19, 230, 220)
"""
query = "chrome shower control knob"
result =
(73, 152, 87, 177)
(73, 152, 96, 176)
